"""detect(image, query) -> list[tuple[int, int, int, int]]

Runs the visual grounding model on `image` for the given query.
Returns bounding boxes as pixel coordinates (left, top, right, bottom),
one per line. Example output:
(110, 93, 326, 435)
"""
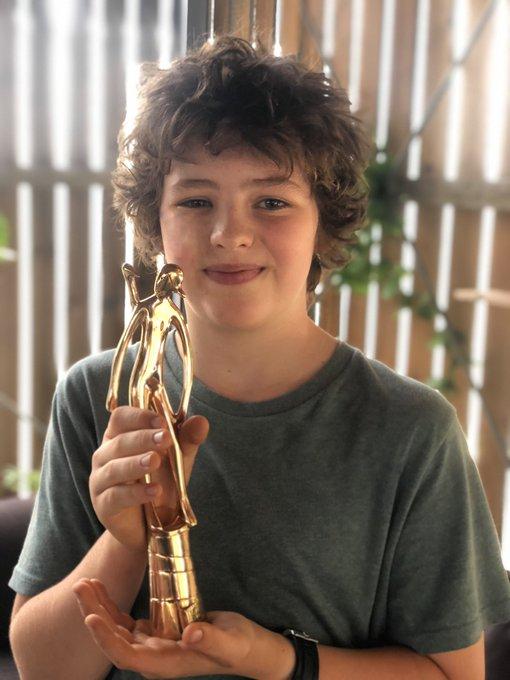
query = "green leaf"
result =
(426, 376, 456, 393)
(1, 465, 41, 493)
(350, 279, 369, 295)
(452, 353, 471, 367)
(381, 276, 401, 299)
(396, 292, 416, 308)
(429, 330, 448, 348)
(416, 303, 436, 320)
(0, 213, 9, 249)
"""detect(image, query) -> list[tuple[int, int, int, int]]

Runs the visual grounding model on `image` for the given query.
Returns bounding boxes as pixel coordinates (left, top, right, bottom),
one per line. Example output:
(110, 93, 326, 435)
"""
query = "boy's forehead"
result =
(167, 143, 308, 185)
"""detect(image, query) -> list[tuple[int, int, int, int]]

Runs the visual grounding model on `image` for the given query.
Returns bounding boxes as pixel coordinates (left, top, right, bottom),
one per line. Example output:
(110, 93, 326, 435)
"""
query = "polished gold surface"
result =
(106, 263, 204, 639)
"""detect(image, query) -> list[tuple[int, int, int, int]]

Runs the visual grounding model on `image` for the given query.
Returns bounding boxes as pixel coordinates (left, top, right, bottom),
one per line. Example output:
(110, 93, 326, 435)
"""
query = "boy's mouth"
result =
(204, 268, 265, 285)
(204, 263, 264, 273)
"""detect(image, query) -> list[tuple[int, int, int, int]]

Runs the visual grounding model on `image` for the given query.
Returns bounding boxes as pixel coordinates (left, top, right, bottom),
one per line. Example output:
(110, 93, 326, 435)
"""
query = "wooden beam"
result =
(398, 176, 510, 212)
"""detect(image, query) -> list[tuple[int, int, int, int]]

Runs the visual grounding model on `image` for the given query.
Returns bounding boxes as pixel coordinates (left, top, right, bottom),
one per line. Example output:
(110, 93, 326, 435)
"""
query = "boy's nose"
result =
(209, 212, 256, 249)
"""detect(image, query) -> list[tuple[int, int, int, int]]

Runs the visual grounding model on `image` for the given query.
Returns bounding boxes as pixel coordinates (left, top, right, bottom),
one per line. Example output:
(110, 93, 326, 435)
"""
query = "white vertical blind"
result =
(466, 0, 509, 468)
(429, 0, 469, 386)
(273, 0, 283, 56)
(86, 0, 107, 355)
(395, 201, 418, 375)
(158, 0, 176, 68)
(374, 0, 396, 159)
(395, 0, 430, 376)
(14, 0, 35, 498)
(53, 183, 70, 379)
(88, 184, 104, 355)
(47, 0, 75, 378)
(339, 0, 366, 338)
(364, 0, 396, 357)
(16, 183, 34, 500)
(348, 0, 364, 114)
(430, 205, 455, 383)
(122, 0, 140, 324)
(14, 0, 33, 170)
(364, 223, 381, 358)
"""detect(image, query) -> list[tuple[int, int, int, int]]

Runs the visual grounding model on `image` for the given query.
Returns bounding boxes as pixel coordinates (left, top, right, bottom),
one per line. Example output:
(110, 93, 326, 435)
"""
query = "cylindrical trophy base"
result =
(148, 523, 205, 639)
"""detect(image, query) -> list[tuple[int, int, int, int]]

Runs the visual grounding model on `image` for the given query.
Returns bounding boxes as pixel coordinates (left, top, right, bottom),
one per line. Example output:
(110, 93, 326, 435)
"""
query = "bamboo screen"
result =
(1, 0, 509, 570)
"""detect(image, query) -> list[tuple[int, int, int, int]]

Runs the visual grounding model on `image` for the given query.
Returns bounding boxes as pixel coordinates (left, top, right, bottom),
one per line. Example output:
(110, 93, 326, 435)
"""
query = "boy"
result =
(8, 36, 510, 680)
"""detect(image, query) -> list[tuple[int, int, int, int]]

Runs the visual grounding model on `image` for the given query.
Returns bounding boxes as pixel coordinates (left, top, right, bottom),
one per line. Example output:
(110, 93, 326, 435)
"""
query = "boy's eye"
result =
(178, 199, 210, 209)
(177, 198, 289, 210)
(260, 198, 288, 210)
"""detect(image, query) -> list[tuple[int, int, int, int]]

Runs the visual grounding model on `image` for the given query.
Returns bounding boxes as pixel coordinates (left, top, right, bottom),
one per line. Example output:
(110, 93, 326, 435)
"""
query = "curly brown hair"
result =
(111, 35, 373, 309)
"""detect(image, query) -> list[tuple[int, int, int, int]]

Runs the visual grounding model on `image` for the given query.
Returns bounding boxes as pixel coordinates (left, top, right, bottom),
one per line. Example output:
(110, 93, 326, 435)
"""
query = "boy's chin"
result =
(204, 304, 274, 332)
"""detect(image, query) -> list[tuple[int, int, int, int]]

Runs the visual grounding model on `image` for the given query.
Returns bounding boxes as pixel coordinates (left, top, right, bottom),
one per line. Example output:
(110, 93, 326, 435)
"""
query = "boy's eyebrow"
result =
(170, 176, 303, 190)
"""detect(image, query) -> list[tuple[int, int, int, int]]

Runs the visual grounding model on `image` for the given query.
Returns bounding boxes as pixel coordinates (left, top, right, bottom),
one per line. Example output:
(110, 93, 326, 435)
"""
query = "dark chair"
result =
(1, 495, 509, 679)
(0, 494, 35, 680)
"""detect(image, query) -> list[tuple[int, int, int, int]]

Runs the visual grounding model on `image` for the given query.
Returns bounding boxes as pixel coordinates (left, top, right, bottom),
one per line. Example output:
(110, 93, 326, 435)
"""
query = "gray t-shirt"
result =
(9, 334, 510, 680)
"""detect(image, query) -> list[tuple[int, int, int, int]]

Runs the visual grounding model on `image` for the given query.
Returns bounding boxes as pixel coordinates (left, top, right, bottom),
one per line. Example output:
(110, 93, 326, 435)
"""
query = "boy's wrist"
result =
(105, 530, 147, 560)
(272, 632, 297, 680)
(245, 626, 296, 680)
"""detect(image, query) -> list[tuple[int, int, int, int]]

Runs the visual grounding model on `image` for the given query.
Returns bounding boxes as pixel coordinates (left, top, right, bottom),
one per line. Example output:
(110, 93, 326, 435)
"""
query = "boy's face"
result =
(159, 142, 319, 332)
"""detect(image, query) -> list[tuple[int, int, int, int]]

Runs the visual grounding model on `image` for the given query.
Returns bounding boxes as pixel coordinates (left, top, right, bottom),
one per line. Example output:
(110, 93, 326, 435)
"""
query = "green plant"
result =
(321, 150, 470, 394)
(0, 212, 10, 259)
(1, 465, 41, 495)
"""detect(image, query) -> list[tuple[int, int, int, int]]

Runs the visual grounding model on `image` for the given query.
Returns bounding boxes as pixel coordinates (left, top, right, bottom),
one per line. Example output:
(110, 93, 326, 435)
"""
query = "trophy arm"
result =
(170, 316, 193, 424)
(122, 262, 141, 308)
(150, 383, 197, 529)
(106, 307, 147, 412)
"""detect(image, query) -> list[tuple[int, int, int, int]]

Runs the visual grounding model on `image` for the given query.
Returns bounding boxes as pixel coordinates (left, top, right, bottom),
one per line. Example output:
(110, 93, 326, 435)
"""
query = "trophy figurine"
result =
(106, 262, 204, 639)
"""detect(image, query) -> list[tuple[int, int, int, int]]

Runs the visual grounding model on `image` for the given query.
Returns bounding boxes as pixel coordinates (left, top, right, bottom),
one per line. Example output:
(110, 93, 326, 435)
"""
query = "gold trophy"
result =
(106, 262, 204, 639)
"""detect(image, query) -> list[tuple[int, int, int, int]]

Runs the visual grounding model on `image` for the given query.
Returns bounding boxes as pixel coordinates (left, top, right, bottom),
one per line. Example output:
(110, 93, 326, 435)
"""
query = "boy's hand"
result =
(89, 406, 209, 554)
(73, 578, 295, 680)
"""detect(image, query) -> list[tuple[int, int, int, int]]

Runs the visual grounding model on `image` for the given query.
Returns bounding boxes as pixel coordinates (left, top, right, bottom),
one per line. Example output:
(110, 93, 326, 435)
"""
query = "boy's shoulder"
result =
(345, 343, 457, 436)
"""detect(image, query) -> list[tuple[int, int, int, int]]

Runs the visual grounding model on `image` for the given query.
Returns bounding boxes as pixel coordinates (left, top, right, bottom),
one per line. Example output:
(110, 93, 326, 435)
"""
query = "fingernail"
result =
(151, 416, 165, 428)
(145, 484, 159, 496)
(153, 430, 164, 443)
(188, 629, 203, 643)
(141, 453, 152, 467)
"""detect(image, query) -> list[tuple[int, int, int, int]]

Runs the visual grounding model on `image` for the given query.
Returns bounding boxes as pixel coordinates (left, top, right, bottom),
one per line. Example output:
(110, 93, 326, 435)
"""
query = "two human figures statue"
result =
(106, 262, 195, 531)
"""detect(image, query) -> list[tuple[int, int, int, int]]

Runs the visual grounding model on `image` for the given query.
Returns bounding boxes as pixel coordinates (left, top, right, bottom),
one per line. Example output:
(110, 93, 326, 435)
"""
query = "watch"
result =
(282, 628, 319, 680)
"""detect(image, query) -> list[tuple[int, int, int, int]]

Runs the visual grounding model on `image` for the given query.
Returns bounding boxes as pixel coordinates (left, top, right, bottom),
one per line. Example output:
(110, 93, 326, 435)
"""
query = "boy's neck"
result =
(172, 315, 339, 403)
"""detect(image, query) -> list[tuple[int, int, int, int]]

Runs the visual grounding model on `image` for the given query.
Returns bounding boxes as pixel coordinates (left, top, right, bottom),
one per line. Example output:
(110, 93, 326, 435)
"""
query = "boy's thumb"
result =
(181, 621, 231, 663)
(179, 415, 209, 448)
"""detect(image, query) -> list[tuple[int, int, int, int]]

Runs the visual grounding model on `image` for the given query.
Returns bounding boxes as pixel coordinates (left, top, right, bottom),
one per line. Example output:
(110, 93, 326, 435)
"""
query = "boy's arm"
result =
(252, 630, 482, 680)
(312, 635, 484, 679)
(9, 529, 147, 680)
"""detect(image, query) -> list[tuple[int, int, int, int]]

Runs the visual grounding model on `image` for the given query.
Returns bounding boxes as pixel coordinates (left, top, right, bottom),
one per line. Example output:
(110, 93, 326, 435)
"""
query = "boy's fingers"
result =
(104, 408, 208, 453)
(90, 579, 135, 631)
(73, 580, 112, 623)
(103, 406, 164, 442)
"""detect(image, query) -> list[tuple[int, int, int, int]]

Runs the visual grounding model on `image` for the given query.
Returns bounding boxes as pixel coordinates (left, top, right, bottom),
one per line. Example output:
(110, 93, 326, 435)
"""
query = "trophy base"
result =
(150, 596, 204, 640)
(148, 523, 205, 639)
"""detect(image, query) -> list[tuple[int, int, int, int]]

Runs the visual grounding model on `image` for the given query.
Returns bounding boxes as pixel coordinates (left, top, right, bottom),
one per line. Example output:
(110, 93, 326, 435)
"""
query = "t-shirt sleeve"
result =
(385, 408, 510, 655)
(8, 369, 104, 596)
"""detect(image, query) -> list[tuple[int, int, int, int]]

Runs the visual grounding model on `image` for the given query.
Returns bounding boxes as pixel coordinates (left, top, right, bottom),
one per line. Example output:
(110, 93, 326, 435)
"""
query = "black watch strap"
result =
(282, 629, 319, 680)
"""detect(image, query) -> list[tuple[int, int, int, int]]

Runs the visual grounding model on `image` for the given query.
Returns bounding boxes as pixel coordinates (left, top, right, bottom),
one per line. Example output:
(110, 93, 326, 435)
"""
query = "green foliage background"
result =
(320, 152, 470, 395)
